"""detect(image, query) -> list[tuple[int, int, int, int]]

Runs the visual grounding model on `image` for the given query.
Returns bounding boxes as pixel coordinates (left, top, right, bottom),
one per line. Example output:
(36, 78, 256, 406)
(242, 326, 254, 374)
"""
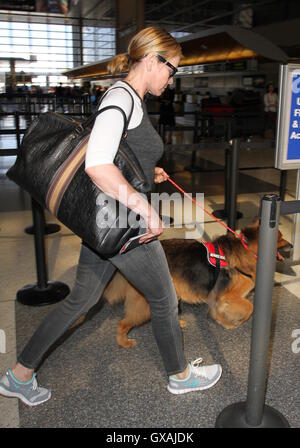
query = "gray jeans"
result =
(18, 239, 187, 376)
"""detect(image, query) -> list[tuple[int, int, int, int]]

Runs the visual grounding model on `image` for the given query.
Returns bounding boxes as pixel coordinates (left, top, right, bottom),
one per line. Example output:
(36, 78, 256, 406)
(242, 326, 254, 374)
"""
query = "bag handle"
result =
(82, 105, 127, 137)
(97, 86, 135, 122)
(82, 86, 134, 138)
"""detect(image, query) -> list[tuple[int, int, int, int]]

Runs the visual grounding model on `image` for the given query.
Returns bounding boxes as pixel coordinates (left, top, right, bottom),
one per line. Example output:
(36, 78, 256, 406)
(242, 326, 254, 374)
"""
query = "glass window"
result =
(0, 15, 116, 82)
(82, 26, 115, 64)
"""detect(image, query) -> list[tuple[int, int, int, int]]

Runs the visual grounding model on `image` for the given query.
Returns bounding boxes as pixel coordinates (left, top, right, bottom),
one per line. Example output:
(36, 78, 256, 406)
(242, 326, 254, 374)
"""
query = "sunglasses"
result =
(156, 54, 178, 78)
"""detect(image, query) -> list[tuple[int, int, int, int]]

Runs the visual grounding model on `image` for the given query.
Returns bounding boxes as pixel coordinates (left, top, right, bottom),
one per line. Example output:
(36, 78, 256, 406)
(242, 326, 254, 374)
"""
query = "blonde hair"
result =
(108, 26, 182, 75)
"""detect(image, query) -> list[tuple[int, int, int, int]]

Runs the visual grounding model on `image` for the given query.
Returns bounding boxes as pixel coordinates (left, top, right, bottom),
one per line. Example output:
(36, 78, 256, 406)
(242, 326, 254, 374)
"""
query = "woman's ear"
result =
(145, 53, 156, 72)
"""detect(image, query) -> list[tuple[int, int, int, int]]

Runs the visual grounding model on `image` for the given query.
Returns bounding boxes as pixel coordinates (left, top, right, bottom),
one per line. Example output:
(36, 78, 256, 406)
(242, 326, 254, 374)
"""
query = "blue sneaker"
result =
(0, 369, 51, 406)
(167, 358, 222, 395)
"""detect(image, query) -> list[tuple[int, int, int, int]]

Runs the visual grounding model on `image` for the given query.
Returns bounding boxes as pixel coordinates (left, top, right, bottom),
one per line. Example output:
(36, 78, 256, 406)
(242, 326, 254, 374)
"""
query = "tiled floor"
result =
(0, 133, 299, 428)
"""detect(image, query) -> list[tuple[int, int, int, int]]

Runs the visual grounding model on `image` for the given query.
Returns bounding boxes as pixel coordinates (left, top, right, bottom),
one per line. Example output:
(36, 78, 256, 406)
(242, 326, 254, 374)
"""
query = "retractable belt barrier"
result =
(16, 198, 70, 307)
(216, 194, 300, 428)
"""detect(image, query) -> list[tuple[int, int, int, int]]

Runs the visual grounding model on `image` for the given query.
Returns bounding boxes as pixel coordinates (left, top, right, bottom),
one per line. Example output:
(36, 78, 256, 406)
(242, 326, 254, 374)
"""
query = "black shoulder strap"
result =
(97, 86, 134, 131)
(82, 86, 134, 138)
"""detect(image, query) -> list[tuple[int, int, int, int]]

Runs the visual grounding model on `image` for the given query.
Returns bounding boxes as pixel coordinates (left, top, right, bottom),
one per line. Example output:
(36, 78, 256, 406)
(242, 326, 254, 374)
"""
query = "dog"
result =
(75, 220, 290, 348)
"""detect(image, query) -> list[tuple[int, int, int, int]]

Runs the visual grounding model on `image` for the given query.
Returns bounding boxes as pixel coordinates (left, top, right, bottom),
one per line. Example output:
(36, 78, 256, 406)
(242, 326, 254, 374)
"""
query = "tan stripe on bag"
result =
(46, 135, 89, 216)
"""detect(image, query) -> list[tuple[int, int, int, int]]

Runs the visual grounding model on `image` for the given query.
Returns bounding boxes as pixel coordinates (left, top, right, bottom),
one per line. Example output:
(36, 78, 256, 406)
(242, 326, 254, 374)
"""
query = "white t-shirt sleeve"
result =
(85, 88, 133, 169)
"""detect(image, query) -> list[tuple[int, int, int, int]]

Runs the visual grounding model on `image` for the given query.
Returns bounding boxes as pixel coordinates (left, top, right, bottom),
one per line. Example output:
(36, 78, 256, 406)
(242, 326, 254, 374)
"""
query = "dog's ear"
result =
(226, 230, 235, 239)
(251, 217, 260, 228)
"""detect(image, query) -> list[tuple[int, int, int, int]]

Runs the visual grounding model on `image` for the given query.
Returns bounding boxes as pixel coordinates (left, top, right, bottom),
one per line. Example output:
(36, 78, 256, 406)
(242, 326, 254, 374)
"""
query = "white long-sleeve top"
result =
(85, 81, 144, 169)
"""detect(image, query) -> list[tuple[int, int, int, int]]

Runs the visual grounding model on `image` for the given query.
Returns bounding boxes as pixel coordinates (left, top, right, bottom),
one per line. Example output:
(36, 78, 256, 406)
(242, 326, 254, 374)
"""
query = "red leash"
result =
(167, 176, 257, 259)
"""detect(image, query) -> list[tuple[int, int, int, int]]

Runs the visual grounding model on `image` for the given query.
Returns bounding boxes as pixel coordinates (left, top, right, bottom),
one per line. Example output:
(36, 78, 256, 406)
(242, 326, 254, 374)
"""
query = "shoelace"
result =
(191, 357, 203, 368)
(31, 374, 38, 391)
(171, 358, 206, 382)
(190, 357, 207, 378)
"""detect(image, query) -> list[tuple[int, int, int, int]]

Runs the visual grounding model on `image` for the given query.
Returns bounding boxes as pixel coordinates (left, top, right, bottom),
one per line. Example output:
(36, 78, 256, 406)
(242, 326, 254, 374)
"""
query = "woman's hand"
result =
(85, 164, 165, 245)
(139, 206, 164, 244)
(154, 167, 169, 184)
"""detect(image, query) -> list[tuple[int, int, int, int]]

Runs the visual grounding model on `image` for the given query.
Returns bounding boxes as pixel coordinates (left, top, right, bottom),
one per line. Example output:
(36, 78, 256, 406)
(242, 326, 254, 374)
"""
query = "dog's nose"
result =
(278, 243, 293, 259)
(281, 242, 293, 250)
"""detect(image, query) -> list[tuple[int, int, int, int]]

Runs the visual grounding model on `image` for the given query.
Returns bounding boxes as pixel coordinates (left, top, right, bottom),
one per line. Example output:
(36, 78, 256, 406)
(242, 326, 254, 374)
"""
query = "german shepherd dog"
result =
(77, 220, 290, 348)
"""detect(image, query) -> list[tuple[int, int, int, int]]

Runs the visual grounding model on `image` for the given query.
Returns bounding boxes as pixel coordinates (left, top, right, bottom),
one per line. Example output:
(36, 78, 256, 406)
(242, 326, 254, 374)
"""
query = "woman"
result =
(0, 26, 222, 406)
(264, 82, 278, 137)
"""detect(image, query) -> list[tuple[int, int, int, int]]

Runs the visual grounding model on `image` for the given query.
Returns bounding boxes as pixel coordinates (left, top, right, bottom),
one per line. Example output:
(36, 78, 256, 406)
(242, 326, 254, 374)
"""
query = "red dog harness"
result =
(201, 242, 228, 268)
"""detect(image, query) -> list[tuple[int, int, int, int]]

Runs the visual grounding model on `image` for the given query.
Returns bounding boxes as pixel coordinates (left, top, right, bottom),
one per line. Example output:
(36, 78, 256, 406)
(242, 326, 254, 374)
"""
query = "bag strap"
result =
(82, 86, 134, 138)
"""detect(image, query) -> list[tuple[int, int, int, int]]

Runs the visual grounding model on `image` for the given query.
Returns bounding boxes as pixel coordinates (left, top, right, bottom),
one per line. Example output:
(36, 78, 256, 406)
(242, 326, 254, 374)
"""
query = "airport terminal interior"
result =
(0, 0, 299, 429)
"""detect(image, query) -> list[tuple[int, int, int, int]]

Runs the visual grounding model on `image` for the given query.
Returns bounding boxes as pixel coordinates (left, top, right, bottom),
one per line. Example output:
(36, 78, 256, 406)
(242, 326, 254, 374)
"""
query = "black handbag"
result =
(6, 87, 151, 257)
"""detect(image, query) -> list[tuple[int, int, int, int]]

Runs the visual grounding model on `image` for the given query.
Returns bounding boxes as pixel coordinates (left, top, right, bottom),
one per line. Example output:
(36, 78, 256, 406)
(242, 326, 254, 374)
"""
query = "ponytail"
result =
(107, 26, 182, 75)
(107, 53, 130, 75)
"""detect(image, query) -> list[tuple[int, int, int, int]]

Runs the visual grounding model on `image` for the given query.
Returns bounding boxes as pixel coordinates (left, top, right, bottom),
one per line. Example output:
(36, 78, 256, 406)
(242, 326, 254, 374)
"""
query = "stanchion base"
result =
(16, 281, 70, 307)
(212, 209, 243, 220)
(25, 223, 61, 235)
(215, 402, 290, 428)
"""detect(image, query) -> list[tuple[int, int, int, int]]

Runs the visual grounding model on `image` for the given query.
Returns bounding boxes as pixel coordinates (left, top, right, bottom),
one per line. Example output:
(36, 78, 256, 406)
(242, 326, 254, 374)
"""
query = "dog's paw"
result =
(179, 318, 187, 329)
(117, 338, 137, 349)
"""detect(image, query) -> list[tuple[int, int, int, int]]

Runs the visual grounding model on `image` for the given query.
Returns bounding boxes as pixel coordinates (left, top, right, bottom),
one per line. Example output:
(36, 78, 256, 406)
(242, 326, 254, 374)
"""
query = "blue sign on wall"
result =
(287, 74, 300, 161)
(276, 65, 300, 169)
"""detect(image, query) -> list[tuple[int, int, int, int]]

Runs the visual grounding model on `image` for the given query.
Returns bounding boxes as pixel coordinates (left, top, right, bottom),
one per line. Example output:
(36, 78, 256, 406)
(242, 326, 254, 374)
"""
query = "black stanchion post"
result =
(216, 194, 290, 428)
(279, 170, 287, 201)
(245, 195, 289, 427)
(213, 144, 232, 221)
(24, 99, 31, 126)
(32, 197, 47, 289)
(224, 145, 232, 214)
(14, 112, 21, 149)
(17, 198, 70, 306)
(227, 138, 239, 230)
(187, 111, 203, 172)
(193, 110, 199, 143)
(213, 138, 243, 224)
(224, 121, 232, 216)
